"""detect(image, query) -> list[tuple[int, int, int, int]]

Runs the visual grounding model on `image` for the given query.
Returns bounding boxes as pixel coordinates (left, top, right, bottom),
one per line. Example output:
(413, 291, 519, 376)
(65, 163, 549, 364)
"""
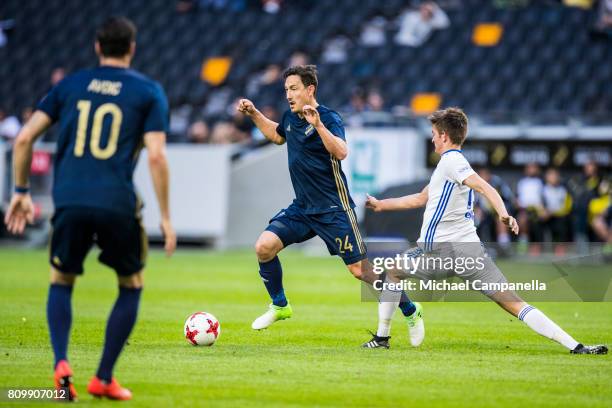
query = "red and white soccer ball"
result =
(184, 312, 220, 346)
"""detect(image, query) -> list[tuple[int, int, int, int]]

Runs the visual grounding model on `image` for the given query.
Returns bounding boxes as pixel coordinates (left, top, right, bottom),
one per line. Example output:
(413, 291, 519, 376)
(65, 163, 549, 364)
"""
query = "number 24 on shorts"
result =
(335, 235, 353, 254)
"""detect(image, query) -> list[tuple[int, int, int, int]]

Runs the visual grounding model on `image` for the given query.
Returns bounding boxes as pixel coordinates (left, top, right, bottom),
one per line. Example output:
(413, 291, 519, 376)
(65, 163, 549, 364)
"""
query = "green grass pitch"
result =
(0, 249, 610, 407)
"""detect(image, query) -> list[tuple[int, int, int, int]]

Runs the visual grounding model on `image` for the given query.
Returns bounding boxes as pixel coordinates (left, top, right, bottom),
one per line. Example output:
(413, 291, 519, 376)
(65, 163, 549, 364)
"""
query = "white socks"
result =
(377, 286, 401, 338)
(518, 305, 579, 350)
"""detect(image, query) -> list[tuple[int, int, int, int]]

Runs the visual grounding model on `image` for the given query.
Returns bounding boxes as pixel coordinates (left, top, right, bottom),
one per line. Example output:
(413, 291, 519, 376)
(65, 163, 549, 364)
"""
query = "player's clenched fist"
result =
(237, 99, 256, 115)
(365, 194, 381, 212)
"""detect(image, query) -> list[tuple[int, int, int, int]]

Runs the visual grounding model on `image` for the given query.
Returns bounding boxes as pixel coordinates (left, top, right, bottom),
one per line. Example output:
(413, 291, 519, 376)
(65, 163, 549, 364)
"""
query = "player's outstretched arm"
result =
(144, 131, 176, 256)
(463, 174, 519, 235)
(366, 185, 429, 212)
(237, 99, 285, 145)
(12, 111, 51, 188)
(303, 105, 347, 160)
(4, 111, 51, 234)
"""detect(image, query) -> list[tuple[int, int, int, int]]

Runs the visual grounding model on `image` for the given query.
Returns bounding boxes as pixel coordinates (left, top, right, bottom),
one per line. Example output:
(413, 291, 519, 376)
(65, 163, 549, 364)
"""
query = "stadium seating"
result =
(0, 0, 610, 123)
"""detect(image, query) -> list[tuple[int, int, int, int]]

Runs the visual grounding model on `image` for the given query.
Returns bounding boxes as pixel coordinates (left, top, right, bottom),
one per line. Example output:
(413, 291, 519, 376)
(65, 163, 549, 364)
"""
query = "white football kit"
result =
(418, 149, 478, 248)
(405, 149, 507, 294)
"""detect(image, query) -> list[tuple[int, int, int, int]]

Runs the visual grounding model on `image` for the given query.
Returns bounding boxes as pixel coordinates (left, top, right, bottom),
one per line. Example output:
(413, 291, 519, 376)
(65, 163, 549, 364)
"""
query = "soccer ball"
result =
(184, 312, 220, 346)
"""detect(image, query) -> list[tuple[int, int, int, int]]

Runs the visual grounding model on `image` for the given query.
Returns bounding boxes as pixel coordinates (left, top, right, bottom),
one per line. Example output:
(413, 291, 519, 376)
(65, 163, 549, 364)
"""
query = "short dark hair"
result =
(428, 107, 469, 145)
(96, 16, 136, 57)
(283, 65, 318, 93)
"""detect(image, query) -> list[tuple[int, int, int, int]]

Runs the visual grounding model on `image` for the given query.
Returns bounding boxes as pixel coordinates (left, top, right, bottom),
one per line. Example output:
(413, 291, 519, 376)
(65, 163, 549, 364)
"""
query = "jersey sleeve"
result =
(445, 154, 475, 184)
(143, 83, 169, 133)
(36, 84, 63, 122)
(323, 111, 346, 140)
(275, 111, 287, 139)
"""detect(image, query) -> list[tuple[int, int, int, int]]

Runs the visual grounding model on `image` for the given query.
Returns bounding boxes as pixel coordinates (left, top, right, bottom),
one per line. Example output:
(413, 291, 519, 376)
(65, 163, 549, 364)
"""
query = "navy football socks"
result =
(399, 296, 417, 317)
(258, 256, 287, 307)
(379, 271, 417, 317)
(96, 286, 142, 382)
(47, 283, 74, 367)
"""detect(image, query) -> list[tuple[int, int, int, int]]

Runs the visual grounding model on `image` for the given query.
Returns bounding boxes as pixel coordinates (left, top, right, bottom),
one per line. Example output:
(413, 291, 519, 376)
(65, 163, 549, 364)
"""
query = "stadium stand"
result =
(0, 0, 610, 132)
(0, 1, 610, 249)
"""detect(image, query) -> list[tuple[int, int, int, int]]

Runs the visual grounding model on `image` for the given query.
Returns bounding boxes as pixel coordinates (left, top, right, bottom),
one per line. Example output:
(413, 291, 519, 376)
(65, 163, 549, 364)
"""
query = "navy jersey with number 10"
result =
(37, 66, 168, 215)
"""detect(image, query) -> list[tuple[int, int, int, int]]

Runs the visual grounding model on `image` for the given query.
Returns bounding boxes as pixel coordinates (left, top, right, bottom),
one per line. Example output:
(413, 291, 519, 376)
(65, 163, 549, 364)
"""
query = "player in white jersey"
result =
(362, 107, 607, 354)
(418, 147, 479, 246)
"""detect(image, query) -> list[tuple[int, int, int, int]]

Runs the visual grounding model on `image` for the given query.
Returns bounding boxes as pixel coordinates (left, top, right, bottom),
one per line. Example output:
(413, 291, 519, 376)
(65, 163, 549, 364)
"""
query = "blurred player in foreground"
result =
(4, 16, 176, 400)
(238, 65, 423, 345)
(365, 107, 607, 354)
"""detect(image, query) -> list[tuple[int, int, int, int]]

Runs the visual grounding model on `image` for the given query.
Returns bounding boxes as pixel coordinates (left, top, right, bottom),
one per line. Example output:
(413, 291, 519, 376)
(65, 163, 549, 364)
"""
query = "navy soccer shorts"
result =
(265, 203, 367, 265)
(49, 206, 147, 276)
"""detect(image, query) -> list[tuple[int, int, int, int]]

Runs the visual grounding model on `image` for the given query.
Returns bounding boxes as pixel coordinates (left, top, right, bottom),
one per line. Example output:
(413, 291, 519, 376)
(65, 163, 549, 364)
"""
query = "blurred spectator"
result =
(568, 160, 602, 242)
(169, 103, 193, 141)
(187, 120, 210, 144)
(262, 0, 282, 14)
(209, 121, 234, 144)
(50, 67, 66, 86)
(591, 188, 612, 251)
(587, 179, 611, 240)
(593, 0, 612, 36)
(365, 89, 385, 112)
(541, 168, 572, 254)
(395, 1, 450, 47)
(246, 63, 282, 103)
(474, 167, 516, 247)
(343, 88, 367, 115)
(516, 163, 545, 253)
(21, 107, 33, 123)
(0, 108, 21, 142)
(287, 50, 309, 68)
(360, 12, 388, 46)
(321, 31, 351, 64)
(209, 120, 250, 144)
(342, 88, 368, 127)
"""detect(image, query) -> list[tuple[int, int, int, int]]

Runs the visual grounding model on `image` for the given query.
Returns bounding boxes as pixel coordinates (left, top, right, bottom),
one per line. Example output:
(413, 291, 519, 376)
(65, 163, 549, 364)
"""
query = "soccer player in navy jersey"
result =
(238, 65, 423, 344)
(4, 17, 176, 400)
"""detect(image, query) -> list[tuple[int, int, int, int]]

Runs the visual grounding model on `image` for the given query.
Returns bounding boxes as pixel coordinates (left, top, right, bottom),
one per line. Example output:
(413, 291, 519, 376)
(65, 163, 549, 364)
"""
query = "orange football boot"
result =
(87, 377, 132, 400)
(54, 360, 78, 402)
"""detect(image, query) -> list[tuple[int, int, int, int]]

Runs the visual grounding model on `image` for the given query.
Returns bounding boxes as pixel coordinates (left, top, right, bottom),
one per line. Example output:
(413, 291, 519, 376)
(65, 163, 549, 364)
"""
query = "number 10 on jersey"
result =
(74, 100, 123, 159)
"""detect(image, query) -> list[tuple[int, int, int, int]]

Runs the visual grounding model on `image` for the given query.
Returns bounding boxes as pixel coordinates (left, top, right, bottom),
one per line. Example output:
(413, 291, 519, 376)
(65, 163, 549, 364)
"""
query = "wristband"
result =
(14, 186, 30, 194)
